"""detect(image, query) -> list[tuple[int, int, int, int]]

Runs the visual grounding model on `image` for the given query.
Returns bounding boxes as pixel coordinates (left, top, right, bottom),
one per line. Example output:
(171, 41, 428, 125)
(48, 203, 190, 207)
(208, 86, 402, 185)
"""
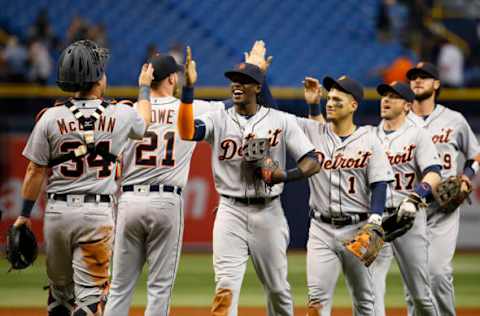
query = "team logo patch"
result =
(417, 62, 424, 68)
(238, 63, 246, 70)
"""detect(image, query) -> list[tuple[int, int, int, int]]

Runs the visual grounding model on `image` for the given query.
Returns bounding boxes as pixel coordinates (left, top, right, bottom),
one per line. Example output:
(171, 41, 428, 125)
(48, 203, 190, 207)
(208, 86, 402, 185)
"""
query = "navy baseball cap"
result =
(377, 81, 415, 102)
(224, 63, 264, 84)
(323, 75, 364, 103)
(406, 62, 439, 80)
(150, 54, 184, 82)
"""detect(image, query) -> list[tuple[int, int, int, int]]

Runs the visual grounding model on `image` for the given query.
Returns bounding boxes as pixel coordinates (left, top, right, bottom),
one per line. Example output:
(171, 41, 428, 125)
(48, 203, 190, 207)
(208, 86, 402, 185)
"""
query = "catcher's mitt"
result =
(344, 223, 384, 267)
(436, 175, 472, 213)
(6, 224, 38, 270)
(242, 138, 279, 185)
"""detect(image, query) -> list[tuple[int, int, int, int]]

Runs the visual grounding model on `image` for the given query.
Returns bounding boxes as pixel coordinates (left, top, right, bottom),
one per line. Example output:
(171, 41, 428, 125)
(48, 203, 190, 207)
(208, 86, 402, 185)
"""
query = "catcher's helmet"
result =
(57, 40, 109, 92)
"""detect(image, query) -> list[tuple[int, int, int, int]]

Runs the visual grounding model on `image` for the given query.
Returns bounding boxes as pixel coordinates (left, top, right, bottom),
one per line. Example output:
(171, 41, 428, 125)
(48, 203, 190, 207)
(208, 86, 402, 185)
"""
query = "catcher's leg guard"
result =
(211, 288, 232, 316)
(47, 287, 75, 316)
(72, 296, 106, 316)
(306, 300, 322, 316)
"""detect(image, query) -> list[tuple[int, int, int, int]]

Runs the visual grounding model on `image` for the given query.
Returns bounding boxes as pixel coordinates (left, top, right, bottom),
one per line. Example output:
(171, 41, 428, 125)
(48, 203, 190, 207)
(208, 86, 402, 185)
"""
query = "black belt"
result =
(221, 194, 279, 205)
(49, 193, 111, 203)
(310, 210, 369, 227)
(122, 184, 182, 195)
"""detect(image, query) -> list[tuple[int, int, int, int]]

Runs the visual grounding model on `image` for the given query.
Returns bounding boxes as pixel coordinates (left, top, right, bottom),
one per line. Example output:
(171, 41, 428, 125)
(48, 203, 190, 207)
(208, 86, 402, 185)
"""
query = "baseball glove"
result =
(344, 223, 384, 267)
(243, 138, 279, 185)
(436, 175, 472, 213)
(382, 193, 427, 242)
(382, 212, 414, 242)
(6, 224, 38, 270)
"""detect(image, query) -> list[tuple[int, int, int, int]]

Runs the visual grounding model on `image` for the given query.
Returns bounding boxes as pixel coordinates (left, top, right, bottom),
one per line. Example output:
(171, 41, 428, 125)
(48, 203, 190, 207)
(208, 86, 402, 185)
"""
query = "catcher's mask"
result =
(57, 40, 109, 92)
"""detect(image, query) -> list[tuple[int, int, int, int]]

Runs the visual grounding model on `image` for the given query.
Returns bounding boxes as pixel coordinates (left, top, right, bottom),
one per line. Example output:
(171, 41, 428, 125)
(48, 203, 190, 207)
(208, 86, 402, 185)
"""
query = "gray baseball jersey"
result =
(407, 105, 480, 178)
(297, 119, 394, 316)
(406, 104, 480, 316)
(198, 106, 315, 197)
(375, 120, 441, 207)
(371, 119, 441, 316)
(297, 119, 394, 215)
(105, 97, 225, 316)
(22, 99, 146, 194)
(120, 97, 224, 187)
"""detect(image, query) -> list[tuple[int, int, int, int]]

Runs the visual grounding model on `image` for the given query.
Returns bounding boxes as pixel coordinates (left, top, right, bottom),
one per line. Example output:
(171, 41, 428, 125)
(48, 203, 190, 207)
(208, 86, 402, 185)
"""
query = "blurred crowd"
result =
(0, 9, 107, 85)
(375, 0, 480, 87)
(2, 4, 480, 88)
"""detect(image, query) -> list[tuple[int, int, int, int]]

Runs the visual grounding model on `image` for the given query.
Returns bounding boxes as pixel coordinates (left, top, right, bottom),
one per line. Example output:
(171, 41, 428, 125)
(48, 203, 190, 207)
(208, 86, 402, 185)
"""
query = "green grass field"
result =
(1, 252, 479, 307)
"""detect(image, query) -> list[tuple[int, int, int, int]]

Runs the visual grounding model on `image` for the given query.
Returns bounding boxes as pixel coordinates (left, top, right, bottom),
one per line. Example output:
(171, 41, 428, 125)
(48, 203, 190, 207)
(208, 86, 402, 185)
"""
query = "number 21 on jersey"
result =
(135, 130, 176, 167)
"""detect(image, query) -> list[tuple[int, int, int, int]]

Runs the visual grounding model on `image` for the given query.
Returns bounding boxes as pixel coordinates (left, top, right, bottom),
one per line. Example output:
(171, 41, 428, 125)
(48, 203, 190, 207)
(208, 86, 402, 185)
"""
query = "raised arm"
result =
(178, 46, 201, 141)
(137, 63, 155, 127)
(304, 76, 325, 123)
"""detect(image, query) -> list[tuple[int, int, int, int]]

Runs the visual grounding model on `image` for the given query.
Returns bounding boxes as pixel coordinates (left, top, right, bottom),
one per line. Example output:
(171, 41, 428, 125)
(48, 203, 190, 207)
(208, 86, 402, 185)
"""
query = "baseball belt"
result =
(220, 194, 279, 205)
(310, 209, 369, 227)
(48, 193, 112, 203)
(122, 184, 182, 195)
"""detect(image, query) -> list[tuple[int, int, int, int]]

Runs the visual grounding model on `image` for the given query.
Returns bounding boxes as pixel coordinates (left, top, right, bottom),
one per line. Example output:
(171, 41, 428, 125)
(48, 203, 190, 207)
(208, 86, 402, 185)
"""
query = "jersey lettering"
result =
(218, 129, 282, 161)
(386, 144, 416, 166)
(57, 117, 116, 135)
(431, 128, 453, 144)
(316, 151, 372, 170)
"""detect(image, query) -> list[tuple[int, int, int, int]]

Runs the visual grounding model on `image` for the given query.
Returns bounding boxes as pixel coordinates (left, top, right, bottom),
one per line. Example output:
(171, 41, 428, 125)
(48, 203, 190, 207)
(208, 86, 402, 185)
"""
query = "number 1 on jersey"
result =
(347, 176, 356, 194)
(162, 131, 175, 166)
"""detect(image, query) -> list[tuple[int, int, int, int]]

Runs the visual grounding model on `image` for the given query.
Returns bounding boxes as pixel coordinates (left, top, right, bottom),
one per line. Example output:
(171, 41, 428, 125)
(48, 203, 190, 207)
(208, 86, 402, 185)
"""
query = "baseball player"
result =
(369, 81, 442, 316)
(104, 41, 275, 316)
(177, 50, 319, 316)
(298, 75, 394, 316)
(103, 53, 225, 316)
(405, 62, 480, 316)
(12, 40, 154, 316)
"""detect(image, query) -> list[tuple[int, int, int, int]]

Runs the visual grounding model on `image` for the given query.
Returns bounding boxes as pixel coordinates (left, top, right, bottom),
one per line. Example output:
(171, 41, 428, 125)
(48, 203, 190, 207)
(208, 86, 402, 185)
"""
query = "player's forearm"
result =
(421, 171, 441, 191)
(370, 181, 387, 215)
(20, 161, 47, 217)
(414, 165, 442, 202)
(178, 86, 195, 140)
(137, 85, 152, 127)
(271, 150, 319, 183)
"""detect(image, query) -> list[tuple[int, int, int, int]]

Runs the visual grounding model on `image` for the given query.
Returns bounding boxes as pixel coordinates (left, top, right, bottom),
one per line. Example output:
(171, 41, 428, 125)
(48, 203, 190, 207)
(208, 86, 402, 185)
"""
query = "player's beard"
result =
(414, 86, 435, 101)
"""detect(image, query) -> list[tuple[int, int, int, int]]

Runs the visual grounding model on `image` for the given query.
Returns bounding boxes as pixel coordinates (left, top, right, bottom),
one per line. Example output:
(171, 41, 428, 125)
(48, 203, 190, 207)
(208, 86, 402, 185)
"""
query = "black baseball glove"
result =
(6, 224, 38, 270)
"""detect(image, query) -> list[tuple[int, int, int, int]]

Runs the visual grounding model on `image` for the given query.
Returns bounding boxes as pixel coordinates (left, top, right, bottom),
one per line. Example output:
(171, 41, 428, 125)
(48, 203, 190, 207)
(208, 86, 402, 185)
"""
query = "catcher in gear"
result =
(6, 224, 38, 270)
(13, 40, 154, 316)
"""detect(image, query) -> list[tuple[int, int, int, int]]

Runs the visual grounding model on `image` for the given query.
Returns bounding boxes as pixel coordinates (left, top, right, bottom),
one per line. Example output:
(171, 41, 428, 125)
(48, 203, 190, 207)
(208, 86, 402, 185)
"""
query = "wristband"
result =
(20, 199, 35, 218)
(309, 103, 322, 116)
(284, 168, 304, 182)
(414, 182, 433, 199)
(181, 86, 194, 104)
(138, 85, 151, 101)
